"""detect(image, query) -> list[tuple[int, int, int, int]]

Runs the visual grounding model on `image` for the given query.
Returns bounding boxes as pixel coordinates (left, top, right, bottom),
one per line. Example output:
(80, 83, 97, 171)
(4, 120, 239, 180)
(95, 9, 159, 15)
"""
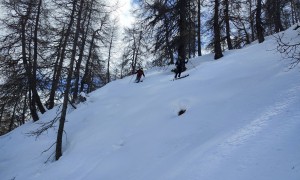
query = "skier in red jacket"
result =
(135, 68, 145, 83)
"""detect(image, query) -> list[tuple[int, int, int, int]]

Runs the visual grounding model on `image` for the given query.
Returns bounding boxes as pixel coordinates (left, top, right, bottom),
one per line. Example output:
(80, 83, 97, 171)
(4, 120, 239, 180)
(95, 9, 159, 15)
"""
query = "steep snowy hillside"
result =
(1, 27, 300, 180)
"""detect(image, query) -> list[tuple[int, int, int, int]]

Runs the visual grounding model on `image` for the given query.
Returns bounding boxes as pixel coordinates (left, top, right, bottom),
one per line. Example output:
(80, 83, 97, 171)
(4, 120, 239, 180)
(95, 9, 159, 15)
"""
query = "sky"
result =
(111, 0, 136, 28)
(1, 25, 300, 180)
(107, 0, 137, 68)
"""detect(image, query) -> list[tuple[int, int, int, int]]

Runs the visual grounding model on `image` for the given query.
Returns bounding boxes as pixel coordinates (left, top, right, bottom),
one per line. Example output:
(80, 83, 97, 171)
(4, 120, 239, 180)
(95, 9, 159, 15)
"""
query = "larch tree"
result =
(106, 18, 119, 84)
(56, 0, 84, 160)
(0, 0, 47, 122)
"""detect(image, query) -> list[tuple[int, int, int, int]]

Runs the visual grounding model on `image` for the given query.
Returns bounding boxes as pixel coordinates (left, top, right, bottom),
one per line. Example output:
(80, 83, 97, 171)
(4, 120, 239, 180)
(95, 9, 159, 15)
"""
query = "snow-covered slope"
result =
(1, 27, 300, 180)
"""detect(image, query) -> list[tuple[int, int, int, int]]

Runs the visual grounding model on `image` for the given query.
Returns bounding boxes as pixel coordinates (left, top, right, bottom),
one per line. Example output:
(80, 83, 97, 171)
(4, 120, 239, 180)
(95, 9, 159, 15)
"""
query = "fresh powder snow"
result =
(1, 26, 300, 180)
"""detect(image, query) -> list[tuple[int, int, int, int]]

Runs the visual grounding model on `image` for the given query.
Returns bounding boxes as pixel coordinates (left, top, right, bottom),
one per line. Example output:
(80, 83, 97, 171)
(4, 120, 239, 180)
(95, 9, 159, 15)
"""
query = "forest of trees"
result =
(0, 0, 299, 160)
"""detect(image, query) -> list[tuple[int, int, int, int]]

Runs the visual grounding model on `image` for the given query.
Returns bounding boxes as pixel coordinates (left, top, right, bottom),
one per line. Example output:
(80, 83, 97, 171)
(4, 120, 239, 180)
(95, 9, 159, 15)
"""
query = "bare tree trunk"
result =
(243, 24, 251, 44)
(107, 36, 113, 83)
(19, 1, 45, 121)
(249, 0, 255, 42)
(294, 0, 300, 23)
(131, 31, 138, 75)
(81, 28, 101, 92)
(73, 0, 94, 102)
(291, 0, 295, 24)
(197, 0, 202, 56)
(21, 10, 39, 121)
(256, 0, 265, 43)
(224, 0, 233, 50)
(213, 0, 223, 59)
(274, 0, 284, 32)
(21, 93, 27, 125)
(33, 0, 46, 114)
(9, 99, 19, 131)
(48, 27, 65, 109)
(188, 1, 192, 59)
(0, 104, 5, 128)
(163, 14, 174, 64)
(178, 0, 187, 68)
(133, 31, 142, 71)
(81, 32, 95, 93)
(56, 0, 83, 161)
(107, 20, 117, 84)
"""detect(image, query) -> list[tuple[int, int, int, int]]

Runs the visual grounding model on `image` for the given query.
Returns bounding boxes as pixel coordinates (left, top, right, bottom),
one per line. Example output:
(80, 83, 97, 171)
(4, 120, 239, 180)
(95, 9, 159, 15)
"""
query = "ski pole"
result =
(129, 74, 134, 83)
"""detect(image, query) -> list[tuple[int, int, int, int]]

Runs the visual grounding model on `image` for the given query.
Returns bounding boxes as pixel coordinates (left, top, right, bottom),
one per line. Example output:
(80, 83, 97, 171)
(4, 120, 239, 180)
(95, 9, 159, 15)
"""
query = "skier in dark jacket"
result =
(135, 68, 145, 83)
(174, 61, 182, 79)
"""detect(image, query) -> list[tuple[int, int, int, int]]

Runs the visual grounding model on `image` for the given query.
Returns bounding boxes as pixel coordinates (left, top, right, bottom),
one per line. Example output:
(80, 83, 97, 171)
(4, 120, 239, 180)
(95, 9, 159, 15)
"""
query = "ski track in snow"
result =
(203, 84, 300, 177)
(223, 85, 300, 149)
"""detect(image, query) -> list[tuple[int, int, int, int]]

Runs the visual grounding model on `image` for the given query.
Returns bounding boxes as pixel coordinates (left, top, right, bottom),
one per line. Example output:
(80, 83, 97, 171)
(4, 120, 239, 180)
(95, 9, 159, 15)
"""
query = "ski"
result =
(172, 74, 189, 81)
(135, 79, 144, 83)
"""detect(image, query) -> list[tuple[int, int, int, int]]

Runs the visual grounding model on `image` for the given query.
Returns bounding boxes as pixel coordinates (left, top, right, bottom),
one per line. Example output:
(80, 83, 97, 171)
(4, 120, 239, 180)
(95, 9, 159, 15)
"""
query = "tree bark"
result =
(213, 0, 223, 59)
(9, 99, 19, 131)
(178, 0, 187, 68)
(197, 0, 202, 56)
(81, 31, 96, 93)
(107, 35, 113, 83)
(224, 0, 233, 50)
(256, 0, 265, 43)
(33, 0, 46, 114)
(274, 0, 284, 32)
(163, 14, 174, 64)
(0, 104, 5, 128)
(47, 27, 65, 109)
(81, 28, 101, 93)
(56, 0, 83, 161)
(73, 1, 93, 102)
(249, 0, 255, 42)
(134, 31, 142, 70)
(21, 9, 39, 121)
